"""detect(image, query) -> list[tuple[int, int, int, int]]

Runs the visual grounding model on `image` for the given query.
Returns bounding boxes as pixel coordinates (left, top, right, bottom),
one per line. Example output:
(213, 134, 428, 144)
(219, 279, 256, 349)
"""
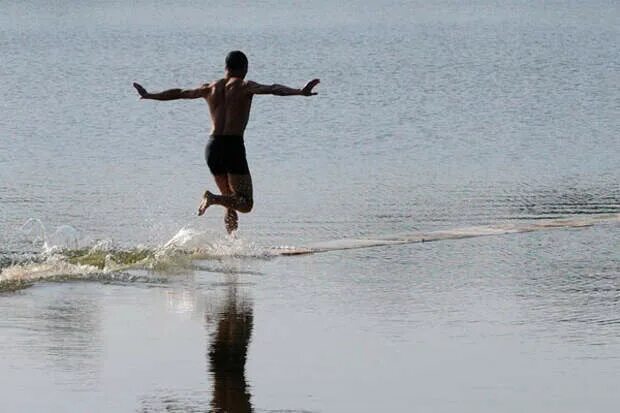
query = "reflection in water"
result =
(136, 281, 254, 413)
(208, 285, 254, 413)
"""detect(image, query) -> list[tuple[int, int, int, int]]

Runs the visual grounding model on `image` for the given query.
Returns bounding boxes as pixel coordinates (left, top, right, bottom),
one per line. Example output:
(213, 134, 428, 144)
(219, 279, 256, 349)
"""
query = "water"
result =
(1, 0, 619, 411)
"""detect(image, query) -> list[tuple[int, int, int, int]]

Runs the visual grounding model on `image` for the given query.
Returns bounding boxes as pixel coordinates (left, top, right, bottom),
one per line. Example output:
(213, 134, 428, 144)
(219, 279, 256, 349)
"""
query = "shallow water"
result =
(1, 0, 619, 412)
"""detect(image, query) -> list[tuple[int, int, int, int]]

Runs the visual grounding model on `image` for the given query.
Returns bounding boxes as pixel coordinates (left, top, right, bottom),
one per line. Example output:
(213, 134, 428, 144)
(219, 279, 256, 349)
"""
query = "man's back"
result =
(206, 78, 253, 136)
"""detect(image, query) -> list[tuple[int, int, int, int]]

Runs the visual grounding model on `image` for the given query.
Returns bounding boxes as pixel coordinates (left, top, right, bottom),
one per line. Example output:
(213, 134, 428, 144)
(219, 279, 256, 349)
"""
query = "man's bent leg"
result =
(199, 174, 226, 216)
(228, 173, 253, 213)
(197, 175, 240, 234)
(200, 173, 253, 214)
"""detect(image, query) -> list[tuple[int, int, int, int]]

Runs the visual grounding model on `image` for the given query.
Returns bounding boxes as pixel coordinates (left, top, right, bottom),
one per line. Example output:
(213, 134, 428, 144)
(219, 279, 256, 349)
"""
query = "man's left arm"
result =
(246, 79, 320, 96)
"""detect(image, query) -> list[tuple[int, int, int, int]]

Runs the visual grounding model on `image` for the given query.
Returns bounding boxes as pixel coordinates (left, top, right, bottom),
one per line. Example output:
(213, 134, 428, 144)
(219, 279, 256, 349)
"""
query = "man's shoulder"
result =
(243, 80, 266, 93)
(235, 79, 257, 93)
(244, 80, 261, 87)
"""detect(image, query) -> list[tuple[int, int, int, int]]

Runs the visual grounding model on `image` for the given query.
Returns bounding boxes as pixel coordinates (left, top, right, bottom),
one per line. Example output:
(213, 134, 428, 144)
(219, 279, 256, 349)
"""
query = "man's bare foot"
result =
(198, 191, 213, 216)
(225, 209, 238, 234)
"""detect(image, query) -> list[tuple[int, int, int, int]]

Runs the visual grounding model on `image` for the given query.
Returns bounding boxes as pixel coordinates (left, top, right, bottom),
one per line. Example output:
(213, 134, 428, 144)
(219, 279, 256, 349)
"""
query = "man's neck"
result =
(225, 70, 246, 79)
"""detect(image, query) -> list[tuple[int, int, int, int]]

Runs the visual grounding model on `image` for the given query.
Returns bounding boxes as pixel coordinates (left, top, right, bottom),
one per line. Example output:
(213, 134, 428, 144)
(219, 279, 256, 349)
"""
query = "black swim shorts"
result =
(204, 135, 250, 175)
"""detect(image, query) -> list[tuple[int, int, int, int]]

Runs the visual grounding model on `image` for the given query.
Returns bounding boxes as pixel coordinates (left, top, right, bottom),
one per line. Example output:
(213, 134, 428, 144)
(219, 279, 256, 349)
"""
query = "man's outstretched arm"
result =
(133, 82, 209, 100)
(247, 79, 320, 96)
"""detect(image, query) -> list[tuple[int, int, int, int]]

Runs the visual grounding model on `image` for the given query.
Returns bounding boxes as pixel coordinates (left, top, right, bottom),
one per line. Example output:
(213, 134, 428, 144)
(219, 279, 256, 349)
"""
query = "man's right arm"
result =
(246, 79, 320, 96)
(133, 82, 210, 100)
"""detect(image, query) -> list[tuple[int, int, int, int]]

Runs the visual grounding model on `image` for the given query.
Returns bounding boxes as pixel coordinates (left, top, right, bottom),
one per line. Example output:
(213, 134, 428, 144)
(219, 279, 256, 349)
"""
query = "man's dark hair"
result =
(225, 50, 248, 72)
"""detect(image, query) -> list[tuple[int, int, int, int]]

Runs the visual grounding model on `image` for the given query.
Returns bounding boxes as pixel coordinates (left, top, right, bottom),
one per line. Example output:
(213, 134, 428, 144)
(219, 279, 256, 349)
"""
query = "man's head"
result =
(225, 50, 248, 78)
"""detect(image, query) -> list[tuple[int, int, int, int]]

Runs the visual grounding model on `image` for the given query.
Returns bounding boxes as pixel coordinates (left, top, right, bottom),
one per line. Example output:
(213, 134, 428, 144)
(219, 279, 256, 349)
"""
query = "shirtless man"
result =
(133, 51, 320, 233)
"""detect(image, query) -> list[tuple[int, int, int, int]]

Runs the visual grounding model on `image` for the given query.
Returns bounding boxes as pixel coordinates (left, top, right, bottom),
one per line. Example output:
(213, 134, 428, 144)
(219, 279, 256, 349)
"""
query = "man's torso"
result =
(205, 78, 253, 136)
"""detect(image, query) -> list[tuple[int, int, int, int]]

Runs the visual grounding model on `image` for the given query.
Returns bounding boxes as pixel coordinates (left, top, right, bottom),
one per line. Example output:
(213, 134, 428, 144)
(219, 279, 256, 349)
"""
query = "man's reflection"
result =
(208, 285, 254, 413)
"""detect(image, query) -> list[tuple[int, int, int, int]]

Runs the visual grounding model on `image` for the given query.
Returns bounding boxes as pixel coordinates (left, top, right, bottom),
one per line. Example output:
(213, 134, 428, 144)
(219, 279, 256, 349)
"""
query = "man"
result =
(133, 51, 319, 233)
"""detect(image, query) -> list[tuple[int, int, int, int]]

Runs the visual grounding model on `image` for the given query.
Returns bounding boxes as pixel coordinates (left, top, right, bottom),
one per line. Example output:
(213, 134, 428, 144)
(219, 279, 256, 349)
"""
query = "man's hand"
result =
(301, 79, 320, 96)
(133, 82, 150, 99)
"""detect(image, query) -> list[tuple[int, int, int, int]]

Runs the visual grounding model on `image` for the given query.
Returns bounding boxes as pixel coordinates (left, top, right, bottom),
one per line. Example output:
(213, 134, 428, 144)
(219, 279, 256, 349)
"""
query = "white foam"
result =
(272, 213, 620, 255)
(0, 257, 99, 283)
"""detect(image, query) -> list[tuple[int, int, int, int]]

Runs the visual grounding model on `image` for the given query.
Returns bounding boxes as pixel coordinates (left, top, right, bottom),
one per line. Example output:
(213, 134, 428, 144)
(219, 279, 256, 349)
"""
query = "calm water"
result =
(1, 0, 619, 412)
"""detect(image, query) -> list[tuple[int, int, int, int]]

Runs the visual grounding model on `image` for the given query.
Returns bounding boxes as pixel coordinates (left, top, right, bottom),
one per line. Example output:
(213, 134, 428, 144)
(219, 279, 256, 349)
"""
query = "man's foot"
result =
(198, 191, 213, 216)
(225, 209, 239, 234)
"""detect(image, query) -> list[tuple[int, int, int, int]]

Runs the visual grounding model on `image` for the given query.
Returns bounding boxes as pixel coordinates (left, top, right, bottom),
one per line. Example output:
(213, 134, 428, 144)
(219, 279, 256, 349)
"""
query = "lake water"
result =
(1, 1, 619, 412)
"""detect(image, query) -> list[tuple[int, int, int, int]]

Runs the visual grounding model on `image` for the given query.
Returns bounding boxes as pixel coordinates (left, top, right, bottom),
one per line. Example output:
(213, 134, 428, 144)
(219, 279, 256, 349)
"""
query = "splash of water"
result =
(0, 224, 270, 291)
(19, 218, 47, 249)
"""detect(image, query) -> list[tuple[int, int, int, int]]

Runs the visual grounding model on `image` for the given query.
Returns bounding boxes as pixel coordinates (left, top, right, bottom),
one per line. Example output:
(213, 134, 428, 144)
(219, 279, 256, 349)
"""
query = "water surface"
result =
(1, 1, 619, 411)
